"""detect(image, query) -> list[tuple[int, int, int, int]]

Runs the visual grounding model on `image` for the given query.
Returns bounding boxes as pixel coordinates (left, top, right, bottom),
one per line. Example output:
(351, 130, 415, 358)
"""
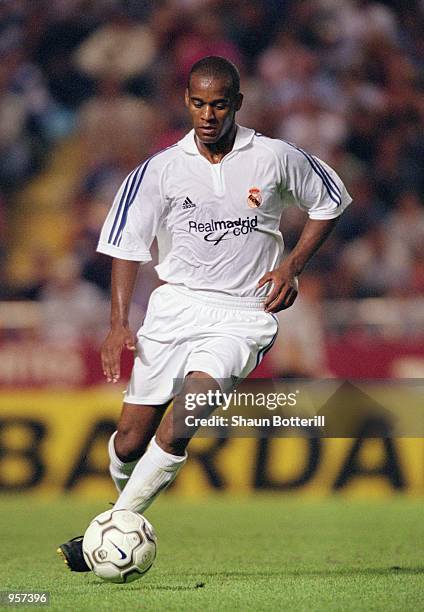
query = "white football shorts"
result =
(124, 284, 279, 405)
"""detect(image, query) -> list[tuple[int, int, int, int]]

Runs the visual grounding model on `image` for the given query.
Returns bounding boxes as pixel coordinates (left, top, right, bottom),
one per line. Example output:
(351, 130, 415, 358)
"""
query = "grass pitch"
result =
(1, 495, 423, 611)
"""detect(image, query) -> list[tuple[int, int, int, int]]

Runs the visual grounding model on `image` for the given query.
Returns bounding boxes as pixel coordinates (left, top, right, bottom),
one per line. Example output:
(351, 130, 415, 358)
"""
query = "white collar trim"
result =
(178, 124, 255, 155)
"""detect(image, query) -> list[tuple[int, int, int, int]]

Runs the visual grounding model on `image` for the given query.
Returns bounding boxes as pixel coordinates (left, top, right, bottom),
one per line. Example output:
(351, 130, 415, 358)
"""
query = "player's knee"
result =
(155, 427, 188, 457)
(113, 427, 149, 463)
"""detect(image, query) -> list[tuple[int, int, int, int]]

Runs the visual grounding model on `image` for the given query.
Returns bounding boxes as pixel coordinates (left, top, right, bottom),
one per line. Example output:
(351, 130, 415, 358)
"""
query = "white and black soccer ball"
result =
(82, 509, 157, 583)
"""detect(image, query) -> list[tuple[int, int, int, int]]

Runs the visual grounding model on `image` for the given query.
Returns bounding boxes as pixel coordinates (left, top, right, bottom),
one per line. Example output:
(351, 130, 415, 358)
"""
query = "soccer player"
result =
(58, 56, 351, 571)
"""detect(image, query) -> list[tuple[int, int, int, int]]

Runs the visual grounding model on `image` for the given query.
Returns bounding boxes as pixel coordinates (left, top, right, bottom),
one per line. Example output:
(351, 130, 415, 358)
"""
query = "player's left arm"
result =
(258, 143, 352, 313)
(258, 217, 338, 313)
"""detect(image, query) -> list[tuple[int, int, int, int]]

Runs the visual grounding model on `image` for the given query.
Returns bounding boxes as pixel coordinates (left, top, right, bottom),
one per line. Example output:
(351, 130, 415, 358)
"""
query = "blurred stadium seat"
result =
(0, 0, 423, 466)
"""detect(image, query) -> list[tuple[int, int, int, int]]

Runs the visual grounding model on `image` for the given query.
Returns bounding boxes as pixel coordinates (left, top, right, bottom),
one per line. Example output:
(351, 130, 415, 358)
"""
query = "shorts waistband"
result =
(166, 285, 266, 311)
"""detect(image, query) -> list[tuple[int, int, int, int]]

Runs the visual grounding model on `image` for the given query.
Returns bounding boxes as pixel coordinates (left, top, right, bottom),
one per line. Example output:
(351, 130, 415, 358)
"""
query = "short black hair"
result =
(188, 56, 240, 98)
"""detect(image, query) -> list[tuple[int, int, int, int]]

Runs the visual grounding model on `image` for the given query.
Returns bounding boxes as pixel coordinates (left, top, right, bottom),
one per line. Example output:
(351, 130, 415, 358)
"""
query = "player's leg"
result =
(109, 299, 278, 516)
(58, 284, 187, 571)
(112, 371, 220, 513)
(109, 401, 169, 492)
(155, 371, 221, 455)
(58, 400, 168, 572)
(116, 302, 279, 511)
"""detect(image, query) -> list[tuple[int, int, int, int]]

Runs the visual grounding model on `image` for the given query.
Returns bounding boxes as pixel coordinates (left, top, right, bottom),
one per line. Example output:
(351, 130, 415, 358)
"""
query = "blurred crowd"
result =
(0, 0, 423, 344)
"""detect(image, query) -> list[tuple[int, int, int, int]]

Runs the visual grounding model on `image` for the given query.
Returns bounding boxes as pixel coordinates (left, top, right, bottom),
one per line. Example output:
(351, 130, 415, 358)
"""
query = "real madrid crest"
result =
(247, 187, 262, 208)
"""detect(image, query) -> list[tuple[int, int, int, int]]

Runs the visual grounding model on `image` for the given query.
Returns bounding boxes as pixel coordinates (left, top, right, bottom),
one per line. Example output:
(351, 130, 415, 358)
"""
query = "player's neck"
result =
(195, 124, 237, 164)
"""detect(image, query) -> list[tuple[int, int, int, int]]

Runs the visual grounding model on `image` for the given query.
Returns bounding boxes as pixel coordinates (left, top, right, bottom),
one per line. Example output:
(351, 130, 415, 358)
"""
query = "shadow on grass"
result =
(88, 583, 201, 592)
(83, 566, 424, 592)
(192, 567, 424, 578)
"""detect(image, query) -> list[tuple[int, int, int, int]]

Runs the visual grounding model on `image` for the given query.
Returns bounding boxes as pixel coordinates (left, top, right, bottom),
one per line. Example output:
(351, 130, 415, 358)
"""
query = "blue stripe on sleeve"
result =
(110, 144, 177, 247)
(111, 159, 150, 246)
(312, 156, 342, 198)
(303, 152, 342, 204)
(107, 166, 140, 244)
(285, 141, 342, 206)
(305, 154, 342, 205)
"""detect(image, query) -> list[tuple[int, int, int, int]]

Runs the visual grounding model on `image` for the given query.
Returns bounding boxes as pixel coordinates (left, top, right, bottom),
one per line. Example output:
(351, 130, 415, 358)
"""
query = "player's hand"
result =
(101, 325, 136, 383)
(257, 264, 299, 313)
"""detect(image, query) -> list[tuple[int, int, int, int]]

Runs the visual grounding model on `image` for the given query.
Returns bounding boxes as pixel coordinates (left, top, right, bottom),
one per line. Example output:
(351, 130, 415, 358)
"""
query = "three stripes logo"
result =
(182, 196, 196, 210)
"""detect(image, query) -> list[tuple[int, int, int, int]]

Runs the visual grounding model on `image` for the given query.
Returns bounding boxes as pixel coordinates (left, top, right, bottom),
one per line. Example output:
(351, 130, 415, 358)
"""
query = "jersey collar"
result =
(178, 124, 255, 155)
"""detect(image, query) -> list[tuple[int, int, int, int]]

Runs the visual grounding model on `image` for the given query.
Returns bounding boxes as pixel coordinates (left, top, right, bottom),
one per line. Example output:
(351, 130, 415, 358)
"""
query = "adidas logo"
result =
(182, 196, 196, 209)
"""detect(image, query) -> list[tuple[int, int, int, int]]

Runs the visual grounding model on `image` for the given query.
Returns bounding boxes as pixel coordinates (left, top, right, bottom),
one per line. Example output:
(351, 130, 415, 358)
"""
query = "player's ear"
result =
(234, 92, 243, 112)
(184, 88, 190, 108)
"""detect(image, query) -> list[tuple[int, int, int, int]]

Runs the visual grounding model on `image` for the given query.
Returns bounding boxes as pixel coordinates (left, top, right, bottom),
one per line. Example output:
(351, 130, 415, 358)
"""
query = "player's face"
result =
(185, 74, 243, 145)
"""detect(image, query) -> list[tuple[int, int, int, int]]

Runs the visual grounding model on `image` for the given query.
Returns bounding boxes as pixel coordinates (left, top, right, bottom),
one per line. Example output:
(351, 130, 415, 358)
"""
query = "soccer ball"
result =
(82, 509, 157, 583)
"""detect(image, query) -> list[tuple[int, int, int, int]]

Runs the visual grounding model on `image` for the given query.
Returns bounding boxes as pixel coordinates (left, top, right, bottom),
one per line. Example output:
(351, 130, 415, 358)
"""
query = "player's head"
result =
(185, 56, 243, 144)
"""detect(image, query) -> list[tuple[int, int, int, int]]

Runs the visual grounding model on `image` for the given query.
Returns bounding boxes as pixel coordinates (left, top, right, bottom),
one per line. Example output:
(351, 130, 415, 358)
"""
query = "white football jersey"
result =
(97, 125, 351, 297)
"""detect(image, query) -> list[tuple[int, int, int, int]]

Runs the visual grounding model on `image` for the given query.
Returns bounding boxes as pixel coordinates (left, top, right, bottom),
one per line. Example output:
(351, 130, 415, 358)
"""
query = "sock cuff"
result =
(149, 436, 187, 470)
(108, 432, 138, 473)
(108, 432, 125, 468)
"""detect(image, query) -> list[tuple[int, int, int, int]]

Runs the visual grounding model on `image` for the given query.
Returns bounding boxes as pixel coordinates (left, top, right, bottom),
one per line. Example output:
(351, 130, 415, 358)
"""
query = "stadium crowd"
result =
(1, 0, 422, 322)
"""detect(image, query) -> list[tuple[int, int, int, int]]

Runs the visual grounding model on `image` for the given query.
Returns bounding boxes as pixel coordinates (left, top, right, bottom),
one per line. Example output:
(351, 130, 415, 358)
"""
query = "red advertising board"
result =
(0, 338, 423, 388)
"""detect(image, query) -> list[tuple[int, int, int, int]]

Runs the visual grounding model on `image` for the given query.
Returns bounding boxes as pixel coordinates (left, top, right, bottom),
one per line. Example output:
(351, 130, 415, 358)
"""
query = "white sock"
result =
(113, 436, 187, 514)
(108, 432, 139, 493)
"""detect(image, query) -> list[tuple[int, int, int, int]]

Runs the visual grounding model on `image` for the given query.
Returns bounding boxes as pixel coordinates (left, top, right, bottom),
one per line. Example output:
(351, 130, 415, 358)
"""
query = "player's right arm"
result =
(101, 258, 139, 383)
(96, 156, 169, 382)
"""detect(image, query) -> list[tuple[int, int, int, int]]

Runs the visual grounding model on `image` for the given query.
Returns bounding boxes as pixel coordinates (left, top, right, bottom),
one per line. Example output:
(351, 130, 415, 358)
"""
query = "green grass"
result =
(1, 495, 423, 611)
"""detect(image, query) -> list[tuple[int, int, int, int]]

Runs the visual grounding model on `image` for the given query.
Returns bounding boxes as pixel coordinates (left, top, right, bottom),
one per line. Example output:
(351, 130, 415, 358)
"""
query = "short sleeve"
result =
(282, 144, 352, 220)
(97, 159, 166, 261)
